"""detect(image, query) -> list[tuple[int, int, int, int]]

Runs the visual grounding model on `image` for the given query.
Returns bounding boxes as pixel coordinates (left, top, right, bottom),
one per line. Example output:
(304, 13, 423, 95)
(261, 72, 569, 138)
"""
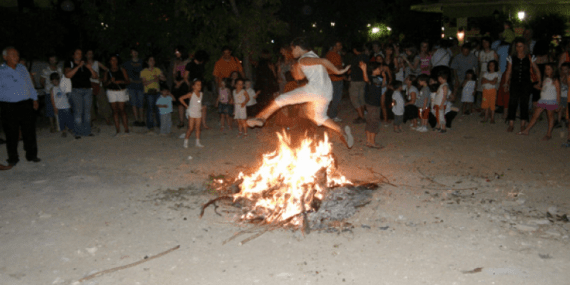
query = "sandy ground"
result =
(1, 97, 570, 285)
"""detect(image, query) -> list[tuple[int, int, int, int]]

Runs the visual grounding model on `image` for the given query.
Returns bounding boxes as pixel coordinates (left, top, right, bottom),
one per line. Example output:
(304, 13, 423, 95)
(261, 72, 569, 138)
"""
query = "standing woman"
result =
(503, 38, 542, 132)
(64, 48, 98, 139)
(172, 46, 189, 129)
(141, 56, 166, 131)
(419, 41, 432, 76)
(103, 55, 130, 135)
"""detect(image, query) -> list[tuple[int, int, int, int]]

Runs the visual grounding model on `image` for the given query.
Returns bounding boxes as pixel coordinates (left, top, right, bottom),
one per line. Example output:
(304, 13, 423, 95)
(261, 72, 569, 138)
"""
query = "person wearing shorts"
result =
(246, 37, 354, 148)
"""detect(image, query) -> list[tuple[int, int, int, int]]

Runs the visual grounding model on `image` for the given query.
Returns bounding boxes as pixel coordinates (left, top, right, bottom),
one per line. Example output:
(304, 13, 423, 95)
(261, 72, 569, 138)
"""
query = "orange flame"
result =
(233, 131, 350, 226)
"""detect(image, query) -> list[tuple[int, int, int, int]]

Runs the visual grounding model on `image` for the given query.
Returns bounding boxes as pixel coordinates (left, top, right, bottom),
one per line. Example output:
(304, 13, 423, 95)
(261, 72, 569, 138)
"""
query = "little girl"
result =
(433, 72, 448, 133)
(519, 63, 560, 141)
(415, 74, 431, 132)
(215, 79, 232, 130)
(391, 81, 405, 133)
(480, 60, 499, 123)
(179, 79, 204, 148)
(233, 78, 250, 137)
(461, 70, 476, 115)
(403, 75, 419, 129)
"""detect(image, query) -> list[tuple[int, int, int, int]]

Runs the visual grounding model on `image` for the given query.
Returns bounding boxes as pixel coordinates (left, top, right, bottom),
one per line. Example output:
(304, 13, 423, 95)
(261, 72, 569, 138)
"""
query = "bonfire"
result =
(201, 131, 352, 229)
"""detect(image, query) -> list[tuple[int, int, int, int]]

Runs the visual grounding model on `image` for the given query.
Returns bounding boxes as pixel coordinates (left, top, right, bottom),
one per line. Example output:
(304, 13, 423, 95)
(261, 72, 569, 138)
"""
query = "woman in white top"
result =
(86, 49, 111, 125)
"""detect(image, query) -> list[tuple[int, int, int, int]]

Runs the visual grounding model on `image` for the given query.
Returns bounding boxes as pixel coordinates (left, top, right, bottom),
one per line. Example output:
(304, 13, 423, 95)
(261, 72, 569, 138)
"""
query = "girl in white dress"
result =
(518, 63, 560, 140)
(233, 78, 250, 137)
(179, 79, 204, 148)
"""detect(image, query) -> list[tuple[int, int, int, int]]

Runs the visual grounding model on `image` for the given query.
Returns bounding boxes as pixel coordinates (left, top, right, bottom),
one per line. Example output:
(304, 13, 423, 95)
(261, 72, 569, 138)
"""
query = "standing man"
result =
(0, 47, 41, 169)
(348, 42, 369, 123)
(212, 46, 245, 89)
(123, 47, 145, 126)
(326, 40, 344, 122)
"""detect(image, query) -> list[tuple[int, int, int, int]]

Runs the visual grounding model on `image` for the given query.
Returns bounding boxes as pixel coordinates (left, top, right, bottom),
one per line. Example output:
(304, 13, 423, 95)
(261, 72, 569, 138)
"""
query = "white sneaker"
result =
(183, 139, 189, 148)
(417, 126, 428, 132)
(344, 125, 354, 148)
(179, 133, 186, 139)
(196, 139, 204, 148)
(333, 117, 342, 122)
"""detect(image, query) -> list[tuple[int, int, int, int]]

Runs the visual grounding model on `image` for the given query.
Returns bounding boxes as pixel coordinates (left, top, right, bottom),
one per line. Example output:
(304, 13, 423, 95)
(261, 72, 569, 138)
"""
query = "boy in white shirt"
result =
(50, 73, 74, 137)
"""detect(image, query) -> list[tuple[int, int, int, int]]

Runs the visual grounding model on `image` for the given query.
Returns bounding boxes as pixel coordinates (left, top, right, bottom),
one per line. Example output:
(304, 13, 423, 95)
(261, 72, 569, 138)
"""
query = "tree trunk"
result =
(229, 0, 253, 79)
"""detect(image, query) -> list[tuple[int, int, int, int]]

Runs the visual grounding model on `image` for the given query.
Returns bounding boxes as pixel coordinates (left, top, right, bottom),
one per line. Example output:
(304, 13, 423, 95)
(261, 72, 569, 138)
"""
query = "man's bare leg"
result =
(247, 101, 281, 127)
(321, 119, 353, 148)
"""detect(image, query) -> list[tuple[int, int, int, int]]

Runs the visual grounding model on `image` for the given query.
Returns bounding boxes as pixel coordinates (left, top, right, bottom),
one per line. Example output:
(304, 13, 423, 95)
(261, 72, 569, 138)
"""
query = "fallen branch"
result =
(365, 167, 397, 187)
(200, 196, 234, 218)
(78, 245, 180, 282)
(416, 167, 447, 187)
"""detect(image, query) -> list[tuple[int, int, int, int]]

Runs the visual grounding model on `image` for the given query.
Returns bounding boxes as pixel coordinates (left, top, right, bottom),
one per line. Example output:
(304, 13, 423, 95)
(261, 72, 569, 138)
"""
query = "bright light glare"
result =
(441, 27, 445, 31)
(331, 22, 335, 27)
(387, 27, 391, 31)
(518, 11, 525, 21)
(372, 27, 380, 34)
(312, 23, 316, 28)
(367, 23, 371, 27)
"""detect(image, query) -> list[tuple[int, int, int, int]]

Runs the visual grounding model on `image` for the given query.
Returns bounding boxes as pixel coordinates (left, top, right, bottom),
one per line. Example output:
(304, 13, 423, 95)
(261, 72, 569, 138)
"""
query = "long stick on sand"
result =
(78, 245, 180, 282)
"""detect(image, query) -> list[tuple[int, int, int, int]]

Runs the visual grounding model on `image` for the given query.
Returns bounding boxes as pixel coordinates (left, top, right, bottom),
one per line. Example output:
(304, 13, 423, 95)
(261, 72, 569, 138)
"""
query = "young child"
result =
(461, 70, 477, 115)
(50, 73, 74, 138)
(244, 79, 260, 117)
(480, 60, 499, 123)
(156, 86, 174, 135)
(215, 79, 232, 130)
(433, 71, 449, 133)
(518, 63, 560, 141)
(246, 37, 353, 148)
(359, 61, 383, 148)
(391, 80, 405, 133)
(233, 78, 250, 137)
(179, 79, 204, 148)
(415, 74, 431, 132)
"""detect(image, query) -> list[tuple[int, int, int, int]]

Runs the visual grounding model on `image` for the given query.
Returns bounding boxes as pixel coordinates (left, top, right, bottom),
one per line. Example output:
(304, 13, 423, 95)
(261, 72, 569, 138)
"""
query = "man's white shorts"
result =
(274, 85, 331, 126)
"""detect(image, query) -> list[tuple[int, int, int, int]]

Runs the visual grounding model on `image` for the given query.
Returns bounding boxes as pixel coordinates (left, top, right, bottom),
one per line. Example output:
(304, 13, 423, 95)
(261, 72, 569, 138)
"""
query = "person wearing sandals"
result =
(518, 63, 560, 140)
(246, 37, 353, 148)
(502, 37, 542, 133)
(360, 61, 385, 148)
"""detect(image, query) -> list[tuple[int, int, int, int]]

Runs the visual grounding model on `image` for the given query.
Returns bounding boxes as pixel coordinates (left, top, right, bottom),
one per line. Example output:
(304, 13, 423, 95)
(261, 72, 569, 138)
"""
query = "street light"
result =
(518, 11, 526, 21)
(371, 27, 380, 34)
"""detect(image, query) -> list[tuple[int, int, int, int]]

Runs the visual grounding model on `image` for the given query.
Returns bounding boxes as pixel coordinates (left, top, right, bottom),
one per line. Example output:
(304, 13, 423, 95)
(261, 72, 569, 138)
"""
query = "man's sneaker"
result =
(343, 125, 354, 149)
(418, 126, 428, 132)
(183, 139, 189, 148)
(246, 118, 265, 128)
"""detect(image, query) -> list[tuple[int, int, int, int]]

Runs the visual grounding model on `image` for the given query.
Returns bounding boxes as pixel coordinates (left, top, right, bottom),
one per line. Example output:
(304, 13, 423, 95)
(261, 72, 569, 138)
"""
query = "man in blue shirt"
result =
(0, 47, 41, 168)
(123, 48, 145, 126)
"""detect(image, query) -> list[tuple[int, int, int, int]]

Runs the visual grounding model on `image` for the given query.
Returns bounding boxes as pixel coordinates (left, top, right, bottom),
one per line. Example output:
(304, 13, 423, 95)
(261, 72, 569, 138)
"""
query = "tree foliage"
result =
(527, 13, 568, 40)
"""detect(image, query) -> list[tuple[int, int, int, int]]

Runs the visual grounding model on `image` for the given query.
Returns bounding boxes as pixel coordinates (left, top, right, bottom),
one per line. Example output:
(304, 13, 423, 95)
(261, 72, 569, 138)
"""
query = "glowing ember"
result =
(232, 131, 350, 227)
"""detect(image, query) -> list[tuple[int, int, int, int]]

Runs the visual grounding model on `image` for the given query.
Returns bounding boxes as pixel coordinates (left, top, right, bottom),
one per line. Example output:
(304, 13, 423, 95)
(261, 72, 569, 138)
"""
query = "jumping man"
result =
(247, 37, 354, 148)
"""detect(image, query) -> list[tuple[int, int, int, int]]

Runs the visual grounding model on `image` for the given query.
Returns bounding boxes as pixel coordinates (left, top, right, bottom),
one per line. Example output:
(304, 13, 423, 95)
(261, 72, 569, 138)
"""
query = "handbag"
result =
(528, 55, 539, 82)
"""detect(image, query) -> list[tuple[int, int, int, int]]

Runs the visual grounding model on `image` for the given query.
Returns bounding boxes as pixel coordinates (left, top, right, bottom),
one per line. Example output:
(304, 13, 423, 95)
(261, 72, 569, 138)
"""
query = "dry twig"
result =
(78, 245, 180, 282)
